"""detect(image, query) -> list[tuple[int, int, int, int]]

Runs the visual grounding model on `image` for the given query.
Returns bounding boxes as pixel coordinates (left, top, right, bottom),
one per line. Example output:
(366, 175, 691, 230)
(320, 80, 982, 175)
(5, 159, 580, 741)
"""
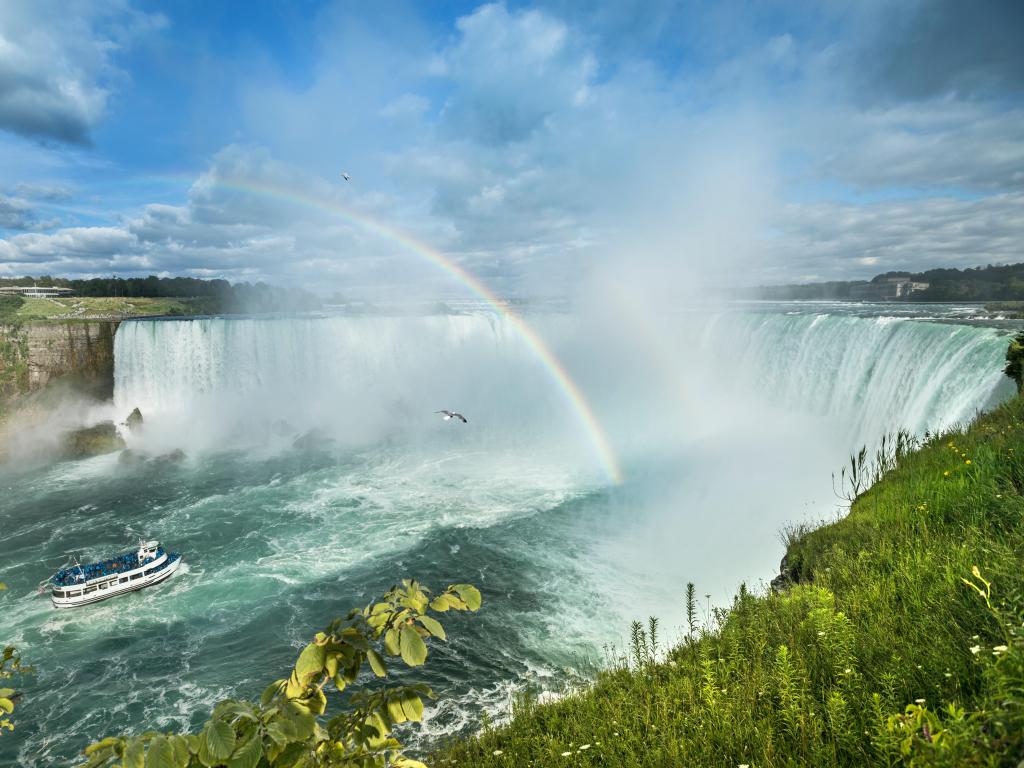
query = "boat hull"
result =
(51, 555, 181, 609)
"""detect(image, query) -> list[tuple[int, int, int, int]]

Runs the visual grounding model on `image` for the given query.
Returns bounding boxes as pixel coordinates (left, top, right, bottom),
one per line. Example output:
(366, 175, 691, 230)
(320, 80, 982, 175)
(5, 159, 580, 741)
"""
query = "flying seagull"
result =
(341, 172, 351, 181)
(435, 410, 468, 423)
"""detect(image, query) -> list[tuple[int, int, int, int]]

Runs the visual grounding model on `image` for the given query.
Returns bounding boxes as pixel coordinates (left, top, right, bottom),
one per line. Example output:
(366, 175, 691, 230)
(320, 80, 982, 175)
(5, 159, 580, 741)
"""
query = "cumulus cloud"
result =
(760, 193, 1024, 282)
(0, 145, 459, 291)
(437, 4, 595, 144)
(853, 0, 1024, 102)
(0, 0, 164, 144)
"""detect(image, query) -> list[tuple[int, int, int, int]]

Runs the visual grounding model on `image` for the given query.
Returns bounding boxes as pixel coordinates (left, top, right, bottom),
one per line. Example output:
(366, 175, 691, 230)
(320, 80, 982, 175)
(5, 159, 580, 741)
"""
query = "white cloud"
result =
(760, 193, 1024, 281)
(0, 0, 164, 144)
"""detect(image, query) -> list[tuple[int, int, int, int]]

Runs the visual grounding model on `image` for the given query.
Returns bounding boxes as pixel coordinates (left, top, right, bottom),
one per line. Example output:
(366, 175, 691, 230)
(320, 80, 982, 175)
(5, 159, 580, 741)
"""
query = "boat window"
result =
(85, 586, 96, 594)
(99, 583, 108, 589)
(120, 577, 129, 584)
(69, 591, 81, 597)
(130, 573, 142, 580)
(53, 589, 64, 598)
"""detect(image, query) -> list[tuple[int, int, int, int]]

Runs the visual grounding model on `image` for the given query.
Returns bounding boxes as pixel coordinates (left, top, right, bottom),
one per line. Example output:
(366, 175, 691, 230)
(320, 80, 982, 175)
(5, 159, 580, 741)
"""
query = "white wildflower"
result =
(970, 645, 982, 655)
(579, 744, 591, 750)
(492, 750, 503, 756)
(915, 698, 926, 704)
(993, 645, 1008, 655)
(561, 752, 572, 757)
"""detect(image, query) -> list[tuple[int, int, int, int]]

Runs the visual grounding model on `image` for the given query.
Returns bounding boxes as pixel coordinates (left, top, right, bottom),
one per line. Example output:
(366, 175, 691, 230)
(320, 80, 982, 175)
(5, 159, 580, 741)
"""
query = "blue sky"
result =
(0, 0, 1021, 294)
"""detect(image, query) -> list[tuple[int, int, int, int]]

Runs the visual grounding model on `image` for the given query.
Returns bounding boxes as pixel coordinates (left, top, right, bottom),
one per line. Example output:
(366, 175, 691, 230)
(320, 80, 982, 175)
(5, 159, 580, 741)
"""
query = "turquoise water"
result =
(0, 304, 1015, 764)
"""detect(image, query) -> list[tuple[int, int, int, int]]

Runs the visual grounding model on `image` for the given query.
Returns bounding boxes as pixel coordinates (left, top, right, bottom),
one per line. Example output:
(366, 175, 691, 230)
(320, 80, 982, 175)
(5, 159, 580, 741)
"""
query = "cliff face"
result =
(0, 321, 119, 405)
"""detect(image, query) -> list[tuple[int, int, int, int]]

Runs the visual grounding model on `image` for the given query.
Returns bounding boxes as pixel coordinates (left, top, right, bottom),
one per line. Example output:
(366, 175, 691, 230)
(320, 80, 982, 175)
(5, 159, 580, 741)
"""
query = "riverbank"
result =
(435, 396, 1024, 766)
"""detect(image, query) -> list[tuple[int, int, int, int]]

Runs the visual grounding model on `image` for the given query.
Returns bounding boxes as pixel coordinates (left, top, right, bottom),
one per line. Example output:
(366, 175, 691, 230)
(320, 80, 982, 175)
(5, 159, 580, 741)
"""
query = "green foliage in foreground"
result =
(0, 581, 30, 734)
(436, 398, 1024, 767)
(80, 580, 481, 768)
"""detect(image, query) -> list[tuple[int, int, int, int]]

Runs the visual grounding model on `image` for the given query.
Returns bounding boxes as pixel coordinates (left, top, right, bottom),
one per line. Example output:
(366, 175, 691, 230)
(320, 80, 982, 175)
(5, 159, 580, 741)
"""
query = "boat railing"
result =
(52, 547, 167, 587)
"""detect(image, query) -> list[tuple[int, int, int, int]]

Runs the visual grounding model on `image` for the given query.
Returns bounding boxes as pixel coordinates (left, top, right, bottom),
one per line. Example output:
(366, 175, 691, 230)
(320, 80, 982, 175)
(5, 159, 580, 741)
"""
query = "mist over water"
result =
(0, 302, 1014, 765)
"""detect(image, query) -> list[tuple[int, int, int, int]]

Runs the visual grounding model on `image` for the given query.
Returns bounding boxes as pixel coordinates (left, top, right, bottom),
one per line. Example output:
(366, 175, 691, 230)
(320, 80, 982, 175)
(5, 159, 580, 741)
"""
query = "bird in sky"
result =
(435, 410, 468, 423)
(341, 172, 351, 181)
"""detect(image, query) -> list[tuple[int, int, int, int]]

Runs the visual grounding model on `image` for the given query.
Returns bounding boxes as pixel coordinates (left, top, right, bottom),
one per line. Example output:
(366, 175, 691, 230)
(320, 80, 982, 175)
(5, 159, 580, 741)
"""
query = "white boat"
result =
(50, 540, 182, 608)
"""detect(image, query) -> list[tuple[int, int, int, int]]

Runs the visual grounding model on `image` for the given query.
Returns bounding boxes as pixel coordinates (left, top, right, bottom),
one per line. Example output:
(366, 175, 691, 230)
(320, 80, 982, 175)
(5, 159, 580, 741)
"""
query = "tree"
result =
(1005, 332, 1024, 391)
(80, 579, 481, 767)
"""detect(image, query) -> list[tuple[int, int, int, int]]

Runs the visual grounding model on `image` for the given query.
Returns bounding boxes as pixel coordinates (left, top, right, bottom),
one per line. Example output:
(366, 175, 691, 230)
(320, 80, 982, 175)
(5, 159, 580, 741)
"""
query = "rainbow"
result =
(202, 175, 624, 484)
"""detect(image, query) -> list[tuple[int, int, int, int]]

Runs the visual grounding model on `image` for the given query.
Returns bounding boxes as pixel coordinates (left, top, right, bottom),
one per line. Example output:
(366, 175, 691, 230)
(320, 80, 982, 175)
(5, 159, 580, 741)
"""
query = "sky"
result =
(0, 0, 1021, 294)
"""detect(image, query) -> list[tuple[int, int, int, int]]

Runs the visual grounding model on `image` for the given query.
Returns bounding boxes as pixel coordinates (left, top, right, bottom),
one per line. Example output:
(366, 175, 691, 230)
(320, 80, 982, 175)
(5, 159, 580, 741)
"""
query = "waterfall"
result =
(113, 309, 1014, 465)
(704, 311, 1013, 441)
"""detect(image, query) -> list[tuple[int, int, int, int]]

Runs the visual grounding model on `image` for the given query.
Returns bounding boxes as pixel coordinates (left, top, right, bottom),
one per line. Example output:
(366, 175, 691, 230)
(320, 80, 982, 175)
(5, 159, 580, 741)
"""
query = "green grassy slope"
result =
(436, 400, 1024, 767)
(12, 296, 214, 320)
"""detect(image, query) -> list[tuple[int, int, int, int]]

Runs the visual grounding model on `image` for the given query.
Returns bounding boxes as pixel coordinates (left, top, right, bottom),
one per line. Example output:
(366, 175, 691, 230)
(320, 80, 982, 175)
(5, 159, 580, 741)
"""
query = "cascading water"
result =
(0, 303, 1015, 765)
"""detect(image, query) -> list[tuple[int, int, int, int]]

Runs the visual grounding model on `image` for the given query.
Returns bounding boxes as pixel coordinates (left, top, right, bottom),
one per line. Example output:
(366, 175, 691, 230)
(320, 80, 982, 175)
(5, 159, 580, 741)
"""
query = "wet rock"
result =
(61, 421, 125, 460)
(118, 448, 149, 465)
(125, 407, 144, 432)
(153, 449, 186, 464)
(292, 428, 332, 451)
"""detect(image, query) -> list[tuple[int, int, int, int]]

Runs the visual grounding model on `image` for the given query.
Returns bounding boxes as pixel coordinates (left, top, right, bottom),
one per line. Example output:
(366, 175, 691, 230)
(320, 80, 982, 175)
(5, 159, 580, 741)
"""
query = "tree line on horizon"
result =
(0, 275, 322, 313)
(759, 261, 1024, 302)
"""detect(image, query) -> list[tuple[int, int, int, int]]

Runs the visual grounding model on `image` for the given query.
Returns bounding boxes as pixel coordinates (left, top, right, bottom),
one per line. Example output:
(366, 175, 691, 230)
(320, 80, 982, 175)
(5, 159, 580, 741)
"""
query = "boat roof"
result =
(52, 543, 165, 586)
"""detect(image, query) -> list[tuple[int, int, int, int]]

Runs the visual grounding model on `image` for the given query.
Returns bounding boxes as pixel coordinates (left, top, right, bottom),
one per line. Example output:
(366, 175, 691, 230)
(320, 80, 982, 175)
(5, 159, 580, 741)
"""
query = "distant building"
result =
(848, 277, 930, 301)
(0, 285, 75, 298)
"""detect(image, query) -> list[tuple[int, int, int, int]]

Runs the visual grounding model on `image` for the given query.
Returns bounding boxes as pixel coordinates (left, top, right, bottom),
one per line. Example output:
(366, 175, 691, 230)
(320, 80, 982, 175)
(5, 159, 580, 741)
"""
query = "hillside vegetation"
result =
(761, 261, 1024, 302)
(7, 295, 212, 321)
(435, 399, 1024, 766)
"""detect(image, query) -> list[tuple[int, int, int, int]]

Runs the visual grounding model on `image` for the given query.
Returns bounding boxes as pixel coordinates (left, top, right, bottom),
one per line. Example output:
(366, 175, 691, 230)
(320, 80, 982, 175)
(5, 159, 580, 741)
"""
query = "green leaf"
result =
(324, 652, 339, 679)
(265, 719, 296, 747)
(399, 690, 424, 722)
(332, 672, 347, 692)
(399, 625, 428, 667)
(227, 734, 263, 768)
(203, 720, 237, 761)
(144, 736, 175, 768)
(428, 595, 450, 612)
(384, 627, 401, 656)
(260, 680, 285, 706)
(85, 738, 121, 755)
(417, 615, 446, 640)
(122, 739, 144, 768)
(0, 688, 14, 697)
(0, 698, 12, 714)
(453, 584, 482, 611)
(386, 696, 408, 724)
(169, 735, 191, 768)
(281, 700, 316, 740)
(294, 643, 327, 683)
(367, 649, 388, 677)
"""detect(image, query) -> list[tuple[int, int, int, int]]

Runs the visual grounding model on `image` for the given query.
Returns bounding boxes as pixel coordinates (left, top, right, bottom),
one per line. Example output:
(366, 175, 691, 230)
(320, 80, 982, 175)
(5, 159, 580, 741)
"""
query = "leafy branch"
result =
(1, 581, 30, 735)
(80, 579, 482, 768)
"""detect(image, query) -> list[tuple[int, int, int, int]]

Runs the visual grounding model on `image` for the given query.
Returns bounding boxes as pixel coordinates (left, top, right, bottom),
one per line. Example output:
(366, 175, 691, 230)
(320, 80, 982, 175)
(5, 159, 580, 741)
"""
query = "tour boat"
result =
(50, 541, 182, 608)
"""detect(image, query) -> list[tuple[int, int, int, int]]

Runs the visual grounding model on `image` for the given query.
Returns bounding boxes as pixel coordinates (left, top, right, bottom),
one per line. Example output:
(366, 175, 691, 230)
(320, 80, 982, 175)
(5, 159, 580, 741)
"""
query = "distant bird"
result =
(435, 410, 468, 423)
(341, 172, 351, 181)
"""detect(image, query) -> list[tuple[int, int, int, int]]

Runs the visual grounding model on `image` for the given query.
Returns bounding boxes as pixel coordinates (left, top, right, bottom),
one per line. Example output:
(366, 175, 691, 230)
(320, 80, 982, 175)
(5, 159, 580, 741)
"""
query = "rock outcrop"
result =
(60, 421, 125, 459)
(0, 321, 119, 408)
(125, 407, 144, 432)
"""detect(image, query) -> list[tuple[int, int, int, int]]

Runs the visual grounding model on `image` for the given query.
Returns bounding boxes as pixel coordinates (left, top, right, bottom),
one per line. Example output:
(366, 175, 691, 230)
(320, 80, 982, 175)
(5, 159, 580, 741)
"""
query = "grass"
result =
(434, 398, 1024, 767)
(12, 296, 211, 320)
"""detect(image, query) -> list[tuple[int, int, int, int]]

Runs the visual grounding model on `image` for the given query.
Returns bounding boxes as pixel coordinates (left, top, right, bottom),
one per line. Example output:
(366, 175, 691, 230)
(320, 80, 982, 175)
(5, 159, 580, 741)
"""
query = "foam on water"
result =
(0, 304, 1016, 764)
